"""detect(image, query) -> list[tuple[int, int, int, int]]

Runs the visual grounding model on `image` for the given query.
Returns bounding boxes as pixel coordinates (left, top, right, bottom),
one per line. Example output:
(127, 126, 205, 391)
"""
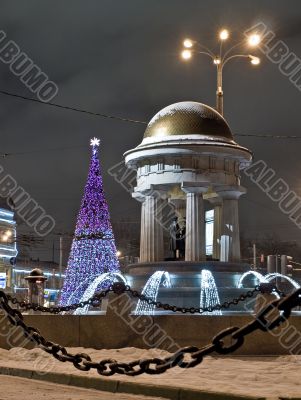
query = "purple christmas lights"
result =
(60, 138, 120, 306)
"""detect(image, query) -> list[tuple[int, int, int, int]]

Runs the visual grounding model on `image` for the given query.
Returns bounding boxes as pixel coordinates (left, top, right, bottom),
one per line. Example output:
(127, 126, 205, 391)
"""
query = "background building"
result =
(0, 207, 18, 291)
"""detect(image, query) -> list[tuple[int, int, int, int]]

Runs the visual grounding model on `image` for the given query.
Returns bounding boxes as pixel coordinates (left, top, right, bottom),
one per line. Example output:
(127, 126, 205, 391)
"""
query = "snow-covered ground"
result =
(0, 375, 164, 399)
(0, 347, 300, 398)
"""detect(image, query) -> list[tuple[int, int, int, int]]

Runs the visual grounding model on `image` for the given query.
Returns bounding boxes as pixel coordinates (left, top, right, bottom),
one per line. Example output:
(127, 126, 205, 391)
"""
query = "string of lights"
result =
(59, 138, 120, 306)
(135, 271, 171, 315)
(200, 269, 221, 315)
(0, 89, 300, 143)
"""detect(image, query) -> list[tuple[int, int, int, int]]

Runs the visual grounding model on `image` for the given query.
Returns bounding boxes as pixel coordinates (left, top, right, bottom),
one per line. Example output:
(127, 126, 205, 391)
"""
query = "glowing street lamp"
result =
(249, 55, 260, 65)
(219, 29, 229, 40)
(181, 49, 192, 60)
(183, 39, 193, 48)
(180, 29, 261, 115)
(248, 33, 261, 47)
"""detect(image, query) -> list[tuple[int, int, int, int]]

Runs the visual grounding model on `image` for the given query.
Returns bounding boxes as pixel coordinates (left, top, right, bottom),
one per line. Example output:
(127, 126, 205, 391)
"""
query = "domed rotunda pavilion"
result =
(124, 101, 252, 265)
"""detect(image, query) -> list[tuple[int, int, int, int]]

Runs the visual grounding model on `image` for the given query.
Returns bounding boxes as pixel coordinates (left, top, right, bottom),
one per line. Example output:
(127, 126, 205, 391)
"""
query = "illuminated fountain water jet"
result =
(265, 273, 300, 289)
(238, 270, 300, 291)
(200, 269, 222, 315)
(237, 271, 267, 289)
(135, 271, 171, 315)
(74, 272, 127, 315)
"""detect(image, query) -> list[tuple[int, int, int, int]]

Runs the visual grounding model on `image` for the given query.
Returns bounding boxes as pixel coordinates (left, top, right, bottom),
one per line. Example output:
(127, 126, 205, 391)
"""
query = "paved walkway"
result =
(0, 375, 164, 400)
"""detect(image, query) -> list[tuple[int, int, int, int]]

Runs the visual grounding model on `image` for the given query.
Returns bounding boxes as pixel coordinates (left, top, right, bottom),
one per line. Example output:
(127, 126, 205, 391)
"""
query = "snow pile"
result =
(0, 347, 300, 398)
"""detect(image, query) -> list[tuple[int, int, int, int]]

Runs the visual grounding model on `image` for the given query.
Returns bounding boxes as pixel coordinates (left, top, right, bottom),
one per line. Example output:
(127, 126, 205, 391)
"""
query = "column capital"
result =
(132, 186, 168, 200)
(132, 191, 145, 202)
(181, 182, 209, 194)
(139, 185, 170, 199)
(215, 185, 246, 200)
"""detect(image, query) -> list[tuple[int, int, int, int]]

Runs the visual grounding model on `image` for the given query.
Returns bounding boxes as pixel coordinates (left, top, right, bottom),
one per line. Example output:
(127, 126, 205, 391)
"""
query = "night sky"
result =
(0, 0, 301, 261)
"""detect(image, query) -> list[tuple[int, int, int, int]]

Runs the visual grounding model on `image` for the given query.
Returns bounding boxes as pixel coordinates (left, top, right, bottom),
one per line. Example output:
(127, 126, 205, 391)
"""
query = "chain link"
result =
(6, 289, 110, 314)
(127, 282, 277, 314)
(0, 287, 299, 376)
(6, 282, 274, 315)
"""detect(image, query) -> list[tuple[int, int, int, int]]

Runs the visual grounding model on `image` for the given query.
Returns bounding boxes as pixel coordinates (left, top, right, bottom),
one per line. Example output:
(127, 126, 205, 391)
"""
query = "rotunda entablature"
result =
(124, 100, 252, 197)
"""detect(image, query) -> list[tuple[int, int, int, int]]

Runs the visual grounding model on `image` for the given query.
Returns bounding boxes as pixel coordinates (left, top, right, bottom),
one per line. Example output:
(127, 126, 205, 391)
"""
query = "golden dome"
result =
(143, 101, 234, 142)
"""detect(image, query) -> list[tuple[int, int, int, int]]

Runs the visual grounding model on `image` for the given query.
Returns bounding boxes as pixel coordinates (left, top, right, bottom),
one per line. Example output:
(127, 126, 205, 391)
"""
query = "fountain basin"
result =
(124, 261, 255, 312)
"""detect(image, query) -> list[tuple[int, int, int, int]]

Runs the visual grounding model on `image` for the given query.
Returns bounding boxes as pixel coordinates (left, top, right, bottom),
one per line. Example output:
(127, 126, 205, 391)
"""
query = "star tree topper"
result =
(90, 137, 100, 147)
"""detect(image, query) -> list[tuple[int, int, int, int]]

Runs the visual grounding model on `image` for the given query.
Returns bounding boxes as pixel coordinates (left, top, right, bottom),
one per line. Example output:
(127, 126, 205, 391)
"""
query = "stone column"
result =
(216, 186, 246, 262)
(140, 200, 146, 262)
(144, 194, 156, 262)
(134, 190, 165, 263)
(132, 192, 147, 262)
(154, 196, 165, 261)
(182, 185, 207, 261)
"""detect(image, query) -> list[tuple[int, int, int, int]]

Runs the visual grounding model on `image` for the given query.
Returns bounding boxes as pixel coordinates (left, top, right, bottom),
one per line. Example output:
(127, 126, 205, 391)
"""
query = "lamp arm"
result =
(222, 54, 249, 70)
(222, 39, 245, 63)
(195, 43, 215, 58)
(195, 51, 215, 61)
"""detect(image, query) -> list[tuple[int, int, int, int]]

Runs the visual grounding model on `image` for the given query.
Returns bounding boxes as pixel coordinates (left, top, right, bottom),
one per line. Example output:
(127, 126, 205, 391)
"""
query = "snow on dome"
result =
(143, 101, 234, 143)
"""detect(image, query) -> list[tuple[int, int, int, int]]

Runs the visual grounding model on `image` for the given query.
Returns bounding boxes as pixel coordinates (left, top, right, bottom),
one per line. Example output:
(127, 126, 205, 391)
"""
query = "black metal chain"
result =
(128, 284, 269, 314)
(0, 286, 300, 376)
(6, 289, 111, 314)
(6, 282, 278, 315)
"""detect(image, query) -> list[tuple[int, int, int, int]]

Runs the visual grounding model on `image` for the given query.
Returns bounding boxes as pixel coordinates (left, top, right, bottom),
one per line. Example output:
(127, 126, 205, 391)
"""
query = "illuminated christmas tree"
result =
(60, 138, 120, 306)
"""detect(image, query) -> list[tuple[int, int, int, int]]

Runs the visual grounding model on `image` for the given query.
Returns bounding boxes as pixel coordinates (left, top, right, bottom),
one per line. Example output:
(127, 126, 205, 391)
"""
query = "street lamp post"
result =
(181, 30, 261, 115)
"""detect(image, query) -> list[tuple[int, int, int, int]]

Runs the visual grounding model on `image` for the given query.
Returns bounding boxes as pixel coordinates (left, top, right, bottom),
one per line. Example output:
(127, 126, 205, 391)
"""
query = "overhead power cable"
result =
(0, 89, 146, 125)
(0, 89, 300, 139)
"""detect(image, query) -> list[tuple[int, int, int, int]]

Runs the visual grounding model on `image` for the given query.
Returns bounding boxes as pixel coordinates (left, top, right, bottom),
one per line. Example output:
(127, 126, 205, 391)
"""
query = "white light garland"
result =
(74, 272, 127, 315)
(265, 273, 300, 289)
(238, 270, 300, 291)
(200, 269, 222, 315)
(134, 271, 171, 315)
(237, 271, 268, 289)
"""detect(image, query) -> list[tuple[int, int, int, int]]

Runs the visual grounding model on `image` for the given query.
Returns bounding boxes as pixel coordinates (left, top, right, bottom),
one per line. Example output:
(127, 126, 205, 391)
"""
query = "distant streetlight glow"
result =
(183, 39, 193, 48)
(248, 34, 261, 47)
(182, 49, 192, 60)
(116, 250, 122, 257)
(213, 58, 221, 65)
(219, 29, 229, 40)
